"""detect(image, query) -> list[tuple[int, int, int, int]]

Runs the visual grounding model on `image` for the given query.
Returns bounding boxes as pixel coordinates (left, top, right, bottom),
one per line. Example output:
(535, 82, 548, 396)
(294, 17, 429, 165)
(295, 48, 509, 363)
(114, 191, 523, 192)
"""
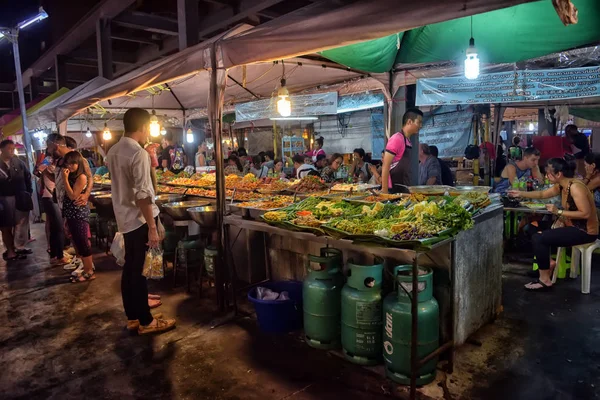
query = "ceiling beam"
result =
(63, 59, 99, 69)
(23, 0, 136, 85)
(197, 0, 286, 38)
(69, 48, 137, 65)
(113, 12, 179, 36)
(111, 32, 161, 47)
(0, 83, 14, 93)
(115, 36, 178, 77)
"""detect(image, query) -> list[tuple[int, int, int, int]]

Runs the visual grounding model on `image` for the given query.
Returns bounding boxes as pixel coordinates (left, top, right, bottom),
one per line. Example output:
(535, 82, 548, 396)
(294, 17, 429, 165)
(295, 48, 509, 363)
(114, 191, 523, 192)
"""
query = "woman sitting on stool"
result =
(583, 152, 600, 221)
(509, 158, 598, 291)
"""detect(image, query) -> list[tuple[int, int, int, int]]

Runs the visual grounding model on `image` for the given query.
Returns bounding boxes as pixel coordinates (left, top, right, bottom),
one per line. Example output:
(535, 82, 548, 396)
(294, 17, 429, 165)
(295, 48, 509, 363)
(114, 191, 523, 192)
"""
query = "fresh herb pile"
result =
(324, 199, 474, 240)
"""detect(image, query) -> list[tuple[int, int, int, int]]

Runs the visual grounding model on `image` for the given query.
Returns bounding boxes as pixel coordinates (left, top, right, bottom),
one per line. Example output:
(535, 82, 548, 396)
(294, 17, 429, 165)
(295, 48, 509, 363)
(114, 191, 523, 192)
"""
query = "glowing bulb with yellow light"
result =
(102, 123, 112, 141)
(277, 79, 291, 117)
(149, 111, 160, 137)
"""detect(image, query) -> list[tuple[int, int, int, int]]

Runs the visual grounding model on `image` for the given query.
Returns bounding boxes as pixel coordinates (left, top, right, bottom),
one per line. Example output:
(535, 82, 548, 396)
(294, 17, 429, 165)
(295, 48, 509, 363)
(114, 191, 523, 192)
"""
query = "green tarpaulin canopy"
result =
(320, 0, 600, 73)
(570, 108, 600, 122)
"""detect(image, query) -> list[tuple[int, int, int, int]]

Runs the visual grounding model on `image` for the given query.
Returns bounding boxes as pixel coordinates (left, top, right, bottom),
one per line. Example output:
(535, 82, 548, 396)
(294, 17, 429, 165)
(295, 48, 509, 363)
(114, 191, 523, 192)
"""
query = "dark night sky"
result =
(0, 0, 97, 83)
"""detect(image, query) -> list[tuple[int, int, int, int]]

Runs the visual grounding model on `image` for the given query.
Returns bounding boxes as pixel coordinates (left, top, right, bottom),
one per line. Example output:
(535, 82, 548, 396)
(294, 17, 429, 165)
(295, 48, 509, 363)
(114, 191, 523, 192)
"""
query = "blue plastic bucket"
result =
(248, 281, 303, 333)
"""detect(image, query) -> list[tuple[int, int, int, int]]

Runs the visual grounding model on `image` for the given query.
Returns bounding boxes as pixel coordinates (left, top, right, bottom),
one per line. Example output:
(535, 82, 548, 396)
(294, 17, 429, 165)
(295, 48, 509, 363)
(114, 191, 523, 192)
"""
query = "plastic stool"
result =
(533, 251, 571, 279)
(554, 240, 600, 294)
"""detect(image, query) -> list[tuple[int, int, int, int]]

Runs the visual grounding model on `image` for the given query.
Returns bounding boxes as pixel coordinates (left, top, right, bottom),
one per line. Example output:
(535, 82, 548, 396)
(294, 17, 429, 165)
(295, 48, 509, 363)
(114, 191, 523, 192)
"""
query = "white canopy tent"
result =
(84, 58, 387, 120)
(27, 77, 110, 131)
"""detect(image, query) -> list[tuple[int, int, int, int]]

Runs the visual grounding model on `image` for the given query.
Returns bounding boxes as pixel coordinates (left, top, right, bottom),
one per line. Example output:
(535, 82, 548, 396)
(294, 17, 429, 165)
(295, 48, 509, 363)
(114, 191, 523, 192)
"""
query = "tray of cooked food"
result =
(229, 196, 296, 219)
(287, 176, 329, 193)
(230, 174, 260, 191)
(157, 185, 187, 195)
(257, 178, 293, 194)
(344, 193, 406, 204)
(330, 183, 380, 192)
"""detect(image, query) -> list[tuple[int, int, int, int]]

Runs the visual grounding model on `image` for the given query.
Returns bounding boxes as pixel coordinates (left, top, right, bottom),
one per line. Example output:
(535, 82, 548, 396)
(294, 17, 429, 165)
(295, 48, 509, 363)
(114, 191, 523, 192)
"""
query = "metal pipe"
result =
(11, 28, 40, 219)
(418, 340, 454, 368)
(448, 241, 457, 374)
(210, 44, 227, 311)
(410, 256, 418, 400)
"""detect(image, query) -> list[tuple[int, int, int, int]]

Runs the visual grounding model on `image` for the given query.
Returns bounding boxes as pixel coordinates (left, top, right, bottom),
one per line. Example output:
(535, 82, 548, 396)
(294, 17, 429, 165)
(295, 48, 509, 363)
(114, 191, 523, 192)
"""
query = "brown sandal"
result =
(127, 313, 163, 331)
(138, 318, 176, 335)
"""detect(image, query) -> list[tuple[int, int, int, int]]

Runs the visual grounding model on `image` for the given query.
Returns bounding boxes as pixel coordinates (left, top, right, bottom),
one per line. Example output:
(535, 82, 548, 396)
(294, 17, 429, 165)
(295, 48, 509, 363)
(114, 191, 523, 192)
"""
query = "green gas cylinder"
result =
(341, 257, 384, 365)
(303, 248, 345, 349)
(383, 265, 439, 385)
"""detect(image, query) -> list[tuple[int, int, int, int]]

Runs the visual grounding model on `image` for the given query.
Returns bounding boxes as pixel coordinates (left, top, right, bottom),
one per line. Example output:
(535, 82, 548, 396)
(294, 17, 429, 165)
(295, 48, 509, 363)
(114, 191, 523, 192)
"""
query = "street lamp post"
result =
(0, 8, 49, 220)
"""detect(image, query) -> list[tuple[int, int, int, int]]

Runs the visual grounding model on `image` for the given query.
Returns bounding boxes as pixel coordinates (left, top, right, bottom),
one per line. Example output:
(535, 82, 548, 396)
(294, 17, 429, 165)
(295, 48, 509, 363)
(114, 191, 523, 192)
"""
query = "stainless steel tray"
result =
(228, 204, 280, 219)
(450, 185, 492, 194)
(330, 183, 380, 192)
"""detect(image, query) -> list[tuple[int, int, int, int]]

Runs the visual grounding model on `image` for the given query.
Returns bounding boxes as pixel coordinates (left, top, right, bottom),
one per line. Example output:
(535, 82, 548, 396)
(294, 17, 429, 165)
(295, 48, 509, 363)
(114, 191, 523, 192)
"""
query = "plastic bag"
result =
(256, 287, 290, 301)
(142, 247, 164, 280)
(110, 232, 125, 266)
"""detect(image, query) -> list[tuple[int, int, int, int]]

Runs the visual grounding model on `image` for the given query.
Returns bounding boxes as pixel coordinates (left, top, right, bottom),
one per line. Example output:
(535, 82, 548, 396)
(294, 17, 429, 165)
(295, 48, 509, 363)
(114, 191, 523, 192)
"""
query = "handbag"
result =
(15, 191, 33, 212)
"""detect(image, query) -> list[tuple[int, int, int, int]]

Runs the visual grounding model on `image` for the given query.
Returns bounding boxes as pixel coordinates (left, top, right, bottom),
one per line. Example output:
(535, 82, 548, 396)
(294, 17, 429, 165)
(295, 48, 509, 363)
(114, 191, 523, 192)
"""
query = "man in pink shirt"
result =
(381, 109, 423, 193)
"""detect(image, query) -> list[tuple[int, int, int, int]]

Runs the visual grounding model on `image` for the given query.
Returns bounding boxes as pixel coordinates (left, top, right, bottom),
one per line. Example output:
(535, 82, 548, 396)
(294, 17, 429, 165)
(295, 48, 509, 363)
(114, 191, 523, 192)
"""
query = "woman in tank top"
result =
(509, 158, 598, 291)
(583, 152, 600, 220)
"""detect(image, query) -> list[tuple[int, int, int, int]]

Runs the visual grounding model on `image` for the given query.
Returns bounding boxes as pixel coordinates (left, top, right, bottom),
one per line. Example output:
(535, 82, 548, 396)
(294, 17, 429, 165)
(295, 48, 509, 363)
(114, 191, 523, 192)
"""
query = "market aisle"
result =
(4, 223, 600, 399)
(0, 224, 390, 400)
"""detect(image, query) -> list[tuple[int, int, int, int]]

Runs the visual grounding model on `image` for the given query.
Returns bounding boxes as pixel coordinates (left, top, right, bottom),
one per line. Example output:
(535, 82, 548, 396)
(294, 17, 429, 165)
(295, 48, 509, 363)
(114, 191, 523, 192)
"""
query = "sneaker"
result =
(138, 318, 176, 335)
(71, 262, 84, 277)
(63, 262, 78, 271)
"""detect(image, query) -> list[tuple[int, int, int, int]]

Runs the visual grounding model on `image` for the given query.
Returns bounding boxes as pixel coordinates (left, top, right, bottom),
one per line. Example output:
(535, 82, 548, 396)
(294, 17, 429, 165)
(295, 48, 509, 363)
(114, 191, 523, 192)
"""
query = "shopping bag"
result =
(142, 247, 164, 280)
(111, 232, 125, 266)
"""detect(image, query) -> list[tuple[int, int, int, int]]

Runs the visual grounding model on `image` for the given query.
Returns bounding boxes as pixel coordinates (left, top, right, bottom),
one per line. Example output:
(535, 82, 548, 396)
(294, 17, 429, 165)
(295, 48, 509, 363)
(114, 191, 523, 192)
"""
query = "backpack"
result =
(171, 146, 185, 171)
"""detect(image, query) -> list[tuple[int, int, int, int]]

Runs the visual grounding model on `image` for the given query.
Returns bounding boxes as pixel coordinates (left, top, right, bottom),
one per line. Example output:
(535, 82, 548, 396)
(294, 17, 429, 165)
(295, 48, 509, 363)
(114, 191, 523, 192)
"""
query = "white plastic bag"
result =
(111, 232, 125, 266)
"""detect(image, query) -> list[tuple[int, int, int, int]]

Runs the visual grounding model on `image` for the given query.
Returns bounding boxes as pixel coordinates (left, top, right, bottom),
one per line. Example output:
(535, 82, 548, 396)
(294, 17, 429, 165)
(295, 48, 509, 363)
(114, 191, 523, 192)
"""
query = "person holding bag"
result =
(0, 140, 32, 261)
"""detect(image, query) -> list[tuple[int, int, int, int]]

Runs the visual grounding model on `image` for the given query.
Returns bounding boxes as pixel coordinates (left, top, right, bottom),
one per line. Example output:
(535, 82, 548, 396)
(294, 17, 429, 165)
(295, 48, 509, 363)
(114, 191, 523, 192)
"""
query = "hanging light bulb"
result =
(160, 126, 167, 136)
(464, 38, 480, 80)
(464, 17, 480, 80)
(529, 121, 535, 131)
(102, 123, 112, 141)
(85, 127, 92, 138)
(186, 128, 194, 144)
(149, 110, 161, 137)
(277, 78, 291, 117)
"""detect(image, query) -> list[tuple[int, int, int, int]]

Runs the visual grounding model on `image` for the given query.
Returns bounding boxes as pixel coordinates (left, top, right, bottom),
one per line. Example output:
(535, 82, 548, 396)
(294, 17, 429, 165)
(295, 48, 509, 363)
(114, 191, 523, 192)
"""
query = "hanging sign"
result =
(416, 66, 600, 106)
(419, 106, 473, 158)
(235, 92, 337, 122)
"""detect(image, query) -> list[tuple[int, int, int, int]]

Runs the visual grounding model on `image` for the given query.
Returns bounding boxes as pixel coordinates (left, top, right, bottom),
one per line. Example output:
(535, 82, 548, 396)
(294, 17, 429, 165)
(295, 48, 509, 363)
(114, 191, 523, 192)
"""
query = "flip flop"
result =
(3, 252, 26, 261)
(16, 249, 33, 255)
(525, 280, 553, 291)
(149, 299, 162, 309)
(70, 272, 96, 283)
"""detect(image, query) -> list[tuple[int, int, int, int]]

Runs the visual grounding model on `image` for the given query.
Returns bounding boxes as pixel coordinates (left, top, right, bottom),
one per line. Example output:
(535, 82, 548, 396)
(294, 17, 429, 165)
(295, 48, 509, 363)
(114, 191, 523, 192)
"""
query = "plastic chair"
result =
(554, 240, 600, 294)
(533, 251, 571, 278)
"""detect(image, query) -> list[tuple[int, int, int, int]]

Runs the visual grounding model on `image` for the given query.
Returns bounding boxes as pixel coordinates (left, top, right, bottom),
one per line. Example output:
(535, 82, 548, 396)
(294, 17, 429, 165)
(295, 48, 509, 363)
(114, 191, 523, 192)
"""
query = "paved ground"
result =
(2, 223, 600, 399)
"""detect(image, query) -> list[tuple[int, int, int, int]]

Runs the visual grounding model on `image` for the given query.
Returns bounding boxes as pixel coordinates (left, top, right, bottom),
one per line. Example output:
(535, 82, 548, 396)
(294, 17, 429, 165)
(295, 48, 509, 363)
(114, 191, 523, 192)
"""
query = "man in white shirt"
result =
(106, 108, 175, 335)
(292, 154, 317, 179)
